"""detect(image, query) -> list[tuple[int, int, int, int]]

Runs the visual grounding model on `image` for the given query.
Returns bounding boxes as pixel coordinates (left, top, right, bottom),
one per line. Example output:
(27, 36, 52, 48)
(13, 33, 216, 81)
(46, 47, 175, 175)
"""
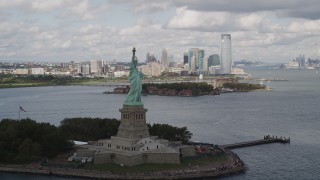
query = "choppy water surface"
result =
(0, 68, 320, 179)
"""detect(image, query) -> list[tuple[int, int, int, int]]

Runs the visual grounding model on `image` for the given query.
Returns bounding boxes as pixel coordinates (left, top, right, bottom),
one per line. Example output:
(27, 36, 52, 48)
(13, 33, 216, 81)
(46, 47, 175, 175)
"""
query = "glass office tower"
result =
(220, 34, 232, 74)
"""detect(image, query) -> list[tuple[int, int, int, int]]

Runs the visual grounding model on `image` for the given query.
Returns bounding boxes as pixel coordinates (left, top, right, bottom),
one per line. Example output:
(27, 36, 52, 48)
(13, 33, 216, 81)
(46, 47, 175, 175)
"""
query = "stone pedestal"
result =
(117, 105, 149, 139)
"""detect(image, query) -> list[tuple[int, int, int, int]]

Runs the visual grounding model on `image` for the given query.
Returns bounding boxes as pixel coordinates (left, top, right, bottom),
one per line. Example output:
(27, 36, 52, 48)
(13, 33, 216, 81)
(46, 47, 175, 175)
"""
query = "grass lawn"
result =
(181, 153, 228, 166)
(84, 154, 228, 173)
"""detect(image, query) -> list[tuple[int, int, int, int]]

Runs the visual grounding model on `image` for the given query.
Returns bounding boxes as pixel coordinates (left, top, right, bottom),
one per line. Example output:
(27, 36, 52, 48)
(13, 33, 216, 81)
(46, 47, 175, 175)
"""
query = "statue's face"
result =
(134, 57, 138, 65)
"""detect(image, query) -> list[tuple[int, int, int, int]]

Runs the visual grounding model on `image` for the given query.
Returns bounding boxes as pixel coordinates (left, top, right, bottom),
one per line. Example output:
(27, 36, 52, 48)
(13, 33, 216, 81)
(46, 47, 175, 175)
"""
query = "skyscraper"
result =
(220, 34, 232, 74)
(161, 48, 168, 68)
(190, 56, 196, 73)
(208, 54, 220, 67)
(188, 48, 199, 73)
(145, 52, 150, 63)
(90, 60, 103, 75)
(203, 57, 208, 72)
(296, 54, 306, 68)
(187, 48, 206, 73)
(198, 49, 205, 70)
(188, 48, 205, 73)
(146, 52, 157, 63)
(183, 52, 188, 65)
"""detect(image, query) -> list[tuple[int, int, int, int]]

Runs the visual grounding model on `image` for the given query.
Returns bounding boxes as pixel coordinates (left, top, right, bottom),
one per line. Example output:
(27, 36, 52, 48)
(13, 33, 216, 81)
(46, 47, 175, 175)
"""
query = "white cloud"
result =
(56, 0, 95, 21)
(30, 0, 64, 12)
(110, 0, 170, 14)
(111, 0, 320, 20)
(237, 14, 263, 30)
(166, 7, 263, 31)
(288, 20, 320, 34)
(61, 40, 72, 48)
(0, 0, 24, 8)
(68, 0, 93, 20)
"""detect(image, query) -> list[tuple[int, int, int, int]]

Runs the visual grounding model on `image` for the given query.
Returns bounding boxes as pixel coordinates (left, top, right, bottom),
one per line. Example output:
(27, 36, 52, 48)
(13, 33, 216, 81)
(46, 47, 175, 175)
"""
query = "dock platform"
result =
(222, 135, 290, 149)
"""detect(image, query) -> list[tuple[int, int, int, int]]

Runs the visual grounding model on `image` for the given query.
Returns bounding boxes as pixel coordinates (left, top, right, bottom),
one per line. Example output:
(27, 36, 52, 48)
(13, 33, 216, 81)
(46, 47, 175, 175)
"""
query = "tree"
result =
(148, 123, 192, 144)
(59, 117, 120, 141)
(16, 138, 42, 162)
(142, 82, 214, 96)
(0, 118, 71, 163)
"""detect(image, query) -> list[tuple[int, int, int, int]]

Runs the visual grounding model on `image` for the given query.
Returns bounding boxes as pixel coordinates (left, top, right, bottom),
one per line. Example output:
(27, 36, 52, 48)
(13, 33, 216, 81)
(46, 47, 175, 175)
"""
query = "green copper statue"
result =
(124, 47, 143, 106)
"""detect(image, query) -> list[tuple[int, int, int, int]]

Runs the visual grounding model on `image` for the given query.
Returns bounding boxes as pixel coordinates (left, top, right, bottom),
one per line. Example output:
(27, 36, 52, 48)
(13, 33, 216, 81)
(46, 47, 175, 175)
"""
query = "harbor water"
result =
(0, 68, 320, 179)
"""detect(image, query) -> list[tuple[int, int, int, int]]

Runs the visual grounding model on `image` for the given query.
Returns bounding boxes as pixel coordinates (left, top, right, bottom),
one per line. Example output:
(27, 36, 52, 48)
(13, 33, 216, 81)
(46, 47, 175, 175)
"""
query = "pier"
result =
(222, 135, 290, 149)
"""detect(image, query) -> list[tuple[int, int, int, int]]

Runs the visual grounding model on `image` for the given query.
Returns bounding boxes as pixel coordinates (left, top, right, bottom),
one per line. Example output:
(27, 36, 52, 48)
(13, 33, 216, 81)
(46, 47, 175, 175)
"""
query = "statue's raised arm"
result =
(124, 47, 143, 106)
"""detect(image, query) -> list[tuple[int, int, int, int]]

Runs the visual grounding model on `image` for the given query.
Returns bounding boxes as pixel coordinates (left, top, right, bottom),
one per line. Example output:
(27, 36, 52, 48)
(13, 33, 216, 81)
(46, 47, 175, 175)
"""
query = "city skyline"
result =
(1, 0, 320, 62)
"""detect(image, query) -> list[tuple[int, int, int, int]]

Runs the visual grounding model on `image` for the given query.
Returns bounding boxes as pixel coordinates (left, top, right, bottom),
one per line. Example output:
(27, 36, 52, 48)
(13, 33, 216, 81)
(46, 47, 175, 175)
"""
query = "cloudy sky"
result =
(1, 0, 320, 63)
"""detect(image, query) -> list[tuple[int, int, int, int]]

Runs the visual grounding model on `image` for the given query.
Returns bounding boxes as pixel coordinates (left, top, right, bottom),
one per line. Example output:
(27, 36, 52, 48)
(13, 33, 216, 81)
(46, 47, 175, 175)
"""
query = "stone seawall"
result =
(0, 148, 246, 179)
(0, 164, 245, 179)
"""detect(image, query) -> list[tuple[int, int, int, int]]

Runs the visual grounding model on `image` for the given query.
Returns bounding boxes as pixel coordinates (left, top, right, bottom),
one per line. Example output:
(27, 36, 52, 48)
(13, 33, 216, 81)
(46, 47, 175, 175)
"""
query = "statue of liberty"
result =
(124, 47, 143, 106)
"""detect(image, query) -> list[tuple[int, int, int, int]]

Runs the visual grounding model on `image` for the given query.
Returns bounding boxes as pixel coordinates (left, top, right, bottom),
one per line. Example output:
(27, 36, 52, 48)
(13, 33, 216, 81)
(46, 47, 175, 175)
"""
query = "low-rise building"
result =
(29, 68, 45, 75)
(14, 68, 29, 75)
(114, 87, 129, 94)
(114, 71, 129, 78)
(140, 62, 162, 77)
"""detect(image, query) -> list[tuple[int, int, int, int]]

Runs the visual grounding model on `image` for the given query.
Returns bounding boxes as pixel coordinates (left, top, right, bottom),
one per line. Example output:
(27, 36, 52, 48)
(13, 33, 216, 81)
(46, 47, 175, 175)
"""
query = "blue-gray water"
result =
(1, 68, 320, 179)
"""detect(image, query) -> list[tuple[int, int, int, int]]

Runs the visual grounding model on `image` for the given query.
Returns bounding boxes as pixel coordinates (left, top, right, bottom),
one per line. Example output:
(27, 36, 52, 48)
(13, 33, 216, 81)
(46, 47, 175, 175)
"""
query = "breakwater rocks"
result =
(0, 151, 246, 179)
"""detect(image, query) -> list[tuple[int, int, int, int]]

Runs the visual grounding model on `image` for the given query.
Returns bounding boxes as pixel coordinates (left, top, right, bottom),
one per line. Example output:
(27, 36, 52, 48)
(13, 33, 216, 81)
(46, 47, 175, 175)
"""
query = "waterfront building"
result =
(30, 68, 45, 75)
(81, 64, 91, 75)
(114, 71, 129, 78)
(90, 60, 104, 76)
(140, 62, 162, 77)
(220, 34, 232, 74)
(14, 68, 29, 75)
(168, 67, 184, 74)
(306, 58, 320, 69)
(211, 77, 236, 88)
(286, 60, 300, 69)
(209, 66, 221, 75)
(102, 64, 109, 74)
(231, 68, 246, 75)
(114, 65, 125, 72)
(45, 71, 70, 76)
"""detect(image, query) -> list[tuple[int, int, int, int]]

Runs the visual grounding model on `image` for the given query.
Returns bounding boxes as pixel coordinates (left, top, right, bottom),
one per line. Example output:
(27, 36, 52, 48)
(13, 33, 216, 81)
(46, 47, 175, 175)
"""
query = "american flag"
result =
(19, 106, 26, 112)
